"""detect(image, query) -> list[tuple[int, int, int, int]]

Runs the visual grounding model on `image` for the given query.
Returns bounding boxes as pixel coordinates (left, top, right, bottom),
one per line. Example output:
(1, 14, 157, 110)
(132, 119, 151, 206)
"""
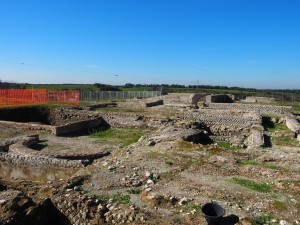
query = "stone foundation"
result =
(207, 103, 292, 116)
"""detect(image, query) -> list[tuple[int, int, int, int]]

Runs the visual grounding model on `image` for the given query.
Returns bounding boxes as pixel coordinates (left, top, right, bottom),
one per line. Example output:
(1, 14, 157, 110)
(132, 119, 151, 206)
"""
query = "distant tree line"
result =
(187, 85, 257, 91)
(0, 80, 26, 89)
(94, 83, 121, 91)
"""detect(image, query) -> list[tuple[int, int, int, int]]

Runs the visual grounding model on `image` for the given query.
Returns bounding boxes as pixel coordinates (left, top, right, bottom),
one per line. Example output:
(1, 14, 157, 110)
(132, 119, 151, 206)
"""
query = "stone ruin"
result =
(0, 95, 299, 169)
(1, 93, 300, 224)
(143, 93, 298, 148)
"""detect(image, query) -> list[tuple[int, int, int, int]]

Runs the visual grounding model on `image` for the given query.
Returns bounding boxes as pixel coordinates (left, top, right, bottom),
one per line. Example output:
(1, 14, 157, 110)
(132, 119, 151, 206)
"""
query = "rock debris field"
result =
(0, 93, 300, 225)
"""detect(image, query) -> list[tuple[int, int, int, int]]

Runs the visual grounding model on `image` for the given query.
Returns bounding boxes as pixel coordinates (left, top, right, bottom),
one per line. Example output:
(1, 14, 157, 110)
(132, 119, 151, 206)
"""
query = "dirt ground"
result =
(1, 100, 300, 225)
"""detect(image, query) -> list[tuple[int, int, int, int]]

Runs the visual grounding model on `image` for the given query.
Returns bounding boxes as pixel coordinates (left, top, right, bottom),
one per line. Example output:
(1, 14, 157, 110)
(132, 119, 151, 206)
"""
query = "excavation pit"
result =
(0, 106, 110, 136)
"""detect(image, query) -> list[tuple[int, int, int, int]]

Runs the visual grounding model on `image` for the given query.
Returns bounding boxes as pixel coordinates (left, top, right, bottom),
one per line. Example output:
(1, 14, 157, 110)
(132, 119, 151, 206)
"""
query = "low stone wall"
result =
(0, 120, 55, 133)
(150, 93, 192, 105)
(55, 118, 108, 136)
(0, 135, 39, 152)
(207, 103, 292, 116)
(71, 102, 117, 111)
(206, 94, 234, 103)
(100, 112, 169, 129)
(0, 134, 112, 168)
(189, 93, 208, 104)
(51, 186, 142, 225)
(48, 108, 101, 126)
(145, 99, 164, 107)
(0, 118, 108, 136)
(0, 152, 84, 168)
(180, 110, 261, 128)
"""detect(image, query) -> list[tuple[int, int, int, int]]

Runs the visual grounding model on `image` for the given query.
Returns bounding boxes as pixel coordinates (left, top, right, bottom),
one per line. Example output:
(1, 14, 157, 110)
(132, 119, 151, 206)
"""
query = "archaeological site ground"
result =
(1, 93, 300, 225)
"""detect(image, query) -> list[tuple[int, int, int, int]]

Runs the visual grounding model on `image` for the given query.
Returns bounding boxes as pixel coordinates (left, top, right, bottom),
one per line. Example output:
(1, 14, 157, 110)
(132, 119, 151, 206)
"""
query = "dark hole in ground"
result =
(0, 106, 51, 124)
(264, 134, 272, 147)
(184, 132, 213, 145)
(0, 106, 111, 137)
(0, 182, 7, 191)
(262, 116, 275, 130)
(29, 140, 48, 151)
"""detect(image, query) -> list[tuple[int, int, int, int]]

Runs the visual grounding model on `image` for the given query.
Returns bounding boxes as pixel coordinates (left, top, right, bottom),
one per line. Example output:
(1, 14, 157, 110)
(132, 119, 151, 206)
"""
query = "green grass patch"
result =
(96, 192, 131, 204)
(232, 178, 273, 193)
(254, 214, 273, 225)
(267, 123, 289, 132)
(182, 203, 202, 215)
(172, 217, 183, 224)
(271, 136, 300, 147)
(235, 159, 284, 170)
(89, 128, 150, 147)
(216, 141, 240, 151)
(96, 194, 110, 204)
(276, 101, 300, 114)
(127, 188, 142, 195)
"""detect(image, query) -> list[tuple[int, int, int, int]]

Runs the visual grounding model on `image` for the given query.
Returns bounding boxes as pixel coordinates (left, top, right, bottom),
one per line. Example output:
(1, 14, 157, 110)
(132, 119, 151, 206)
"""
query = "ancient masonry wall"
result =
(51, 189, 141, 225)
(0, 152, 84, 168)
(0, 118, 108, 136)
(207, 103, 292, 116)
(189, 93, 208, 104)
(0, 120, 56, 133)
(0, 135, 89, 168)
(205, 94, 234, 103)
(55, 118, 107, 136)
(101, 112, 169, 129)
(52, 192, 99, 225)
(179, 110, 261, 136)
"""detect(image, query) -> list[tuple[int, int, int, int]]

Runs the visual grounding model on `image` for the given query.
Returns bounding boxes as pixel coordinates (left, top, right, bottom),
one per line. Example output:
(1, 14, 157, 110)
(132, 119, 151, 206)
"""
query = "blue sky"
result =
(0, 0, 299, 89)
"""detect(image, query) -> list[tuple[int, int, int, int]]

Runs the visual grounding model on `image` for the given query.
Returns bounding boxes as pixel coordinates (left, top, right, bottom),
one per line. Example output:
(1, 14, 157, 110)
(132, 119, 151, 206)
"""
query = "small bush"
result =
(254, 214, 273, 225)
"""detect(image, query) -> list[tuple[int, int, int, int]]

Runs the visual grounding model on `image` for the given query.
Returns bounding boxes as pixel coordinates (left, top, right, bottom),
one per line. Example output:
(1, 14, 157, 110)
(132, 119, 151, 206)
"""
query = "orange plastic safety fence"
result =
(0, 89, 80, 107)
(47, 90, 80, 105)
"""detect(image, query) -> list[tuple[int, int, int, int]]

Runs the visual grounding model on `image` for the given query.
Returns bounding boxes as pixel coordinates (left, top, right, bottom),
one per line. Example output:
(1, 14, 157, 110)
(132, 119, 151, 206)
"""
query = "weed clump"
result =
(232, 178, 273, 193)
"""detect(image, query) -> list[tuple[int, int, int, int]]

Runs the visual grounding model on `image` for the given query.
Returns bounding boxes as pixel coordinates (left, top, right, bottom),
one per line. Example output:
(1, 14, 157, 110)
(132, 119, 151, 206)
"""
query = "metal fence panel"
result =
(80, 91, 162, 101)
